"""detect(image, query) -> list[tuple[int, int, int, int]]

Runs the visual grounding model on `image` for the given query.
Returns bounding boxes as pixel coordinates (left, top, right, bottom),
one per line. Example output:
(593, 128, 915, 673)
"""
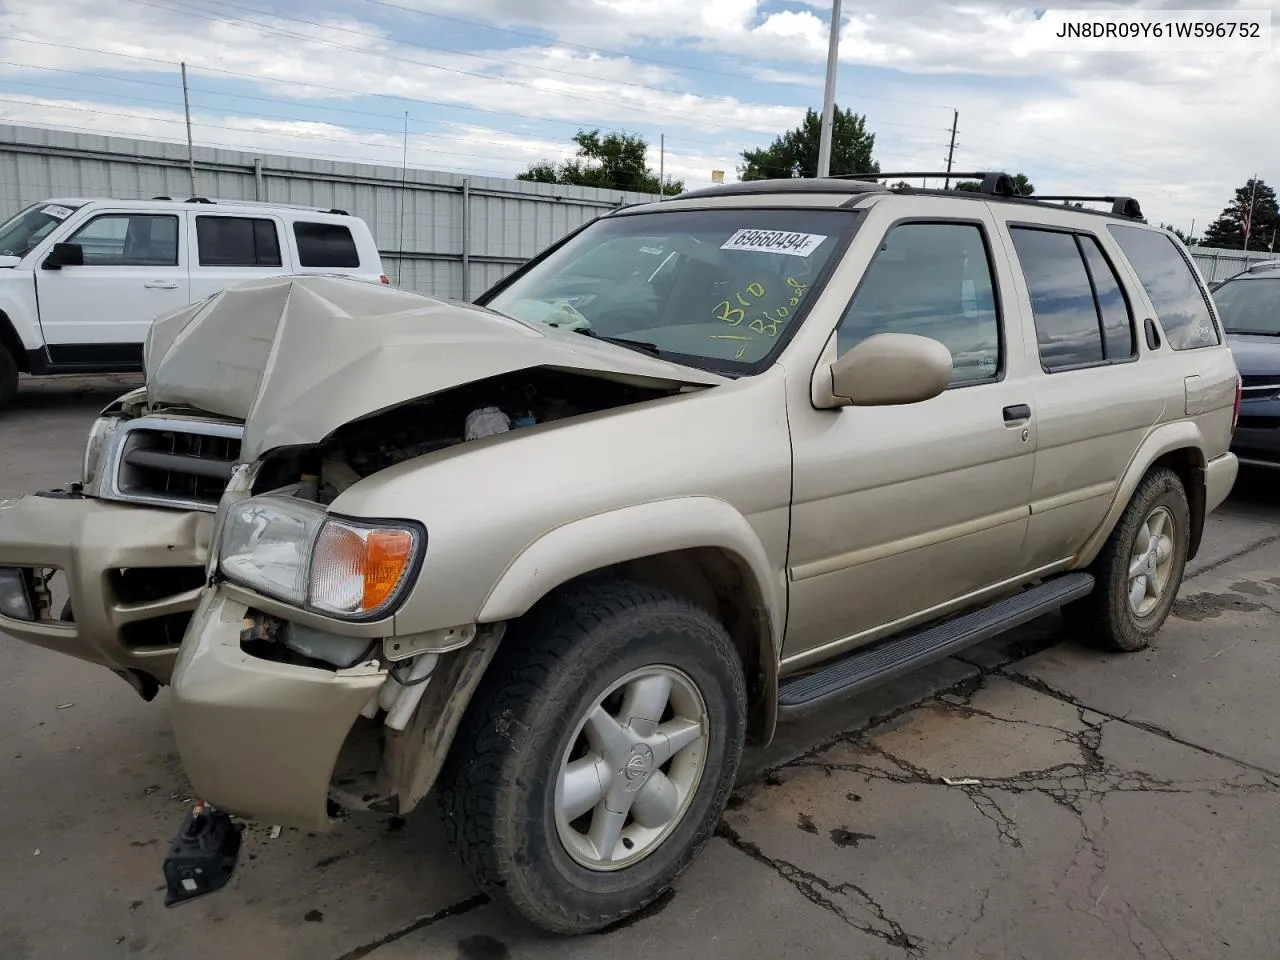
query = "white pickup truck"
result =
(0, 196, 387, 409)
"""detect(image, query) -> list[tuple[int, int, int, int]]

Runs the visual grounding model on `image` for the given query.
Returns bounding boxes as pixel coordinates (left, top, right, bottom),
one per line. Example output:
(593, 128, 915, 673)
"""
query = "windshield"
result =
(0, 202, 81, 258)
(482, 207, 860, 372)
(1214, 277, 1280, 335)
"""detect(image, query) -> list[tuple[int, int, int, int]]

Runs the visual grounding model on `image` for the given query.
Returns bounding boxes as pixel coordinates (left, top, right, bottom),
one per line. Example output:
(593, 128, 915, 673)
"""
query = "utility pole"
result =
(658, 134, 665, 201)
(396, 111, 408, 286)
(944, 109, 958, 190)
(817, 0, 843, 178)
(180, 62, 196, 197)
(1244, 174, 1257, 251)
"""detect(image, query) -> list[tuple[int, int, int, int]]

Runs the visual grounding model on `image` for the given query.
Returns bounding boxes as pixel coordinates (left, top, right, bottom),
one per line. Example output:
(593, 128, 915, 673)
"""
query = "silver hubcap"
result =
(1128, 505, 1176, 618)
(554, 665, 708, 871)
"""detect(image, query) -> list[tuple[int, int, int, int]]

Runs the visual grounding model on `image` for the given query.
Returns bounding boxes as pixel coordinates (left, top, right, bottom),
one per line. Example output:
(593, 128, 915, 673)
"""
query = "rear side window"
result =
(1080, 236, 1135, 359)
(293, 221, 360, 268)
(1108, 225, 1219, 350)
(835, 221, 1001, 386)
(1009, 228, 1135, 371)
(196, 216, 282, 267)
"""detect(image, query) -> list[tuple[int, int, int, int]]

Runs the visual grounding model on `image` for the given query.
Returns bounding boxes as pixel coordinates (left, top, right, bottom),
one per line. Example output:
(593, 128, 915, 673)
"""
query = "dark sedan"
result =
(1215, 262, 1280, 469)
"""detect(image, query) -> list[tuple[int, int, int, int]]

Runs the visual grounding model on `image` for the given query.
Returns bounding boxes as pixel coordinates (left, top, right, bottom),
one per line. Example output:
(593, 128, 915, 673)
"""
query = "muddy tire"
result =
(1064, 467, 1190, 652)
(437, 578, 747, 934)
(0, 347, 17, 412)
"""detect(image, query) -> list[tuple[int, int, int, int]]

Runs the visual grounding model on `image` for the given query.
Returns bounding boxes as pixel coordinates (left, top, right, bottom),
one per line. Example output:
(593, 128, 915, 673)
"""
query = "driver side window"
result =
(835, 222, 1002, 386)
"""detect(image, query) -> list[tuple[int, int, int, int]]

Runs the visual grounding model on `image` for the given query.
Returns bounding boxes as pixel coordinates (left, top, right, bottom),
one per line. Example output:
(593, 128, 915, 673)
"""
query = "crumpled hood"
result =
(144, 275, 725, 461)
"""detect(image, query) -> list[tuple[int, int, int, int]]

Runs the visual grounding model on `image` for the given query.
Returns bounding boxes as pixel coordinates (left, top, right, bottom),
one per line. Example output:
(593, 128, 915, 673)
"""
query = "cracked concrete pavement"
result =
(2, 379, 1280, 960)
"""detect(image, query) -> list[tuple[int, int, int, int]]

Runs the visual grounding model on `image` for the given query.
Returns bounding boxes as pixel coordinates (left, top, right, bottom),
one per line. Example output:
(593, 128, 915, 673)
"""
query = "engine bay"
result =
(250, 365, 687, 501)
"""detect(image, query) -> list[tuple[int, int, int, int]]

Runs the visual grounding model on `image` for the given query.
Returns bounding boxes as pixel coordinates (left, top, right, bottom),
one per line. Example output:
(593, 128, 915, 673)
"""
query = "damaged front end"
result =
(154, 276, 722, 836)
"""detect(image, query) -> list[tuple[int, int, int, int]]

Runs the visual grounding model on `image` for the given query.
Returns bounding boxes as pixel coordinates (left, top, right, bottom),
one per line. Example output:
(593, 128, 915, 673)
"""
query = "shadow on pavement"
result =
(11, 374, 142, 413)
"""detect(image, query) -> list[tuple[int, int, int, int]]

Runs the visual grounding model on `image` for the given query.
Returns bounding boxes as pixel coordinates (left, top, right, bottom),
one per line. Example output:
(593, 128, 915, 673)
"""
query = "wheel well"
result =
(0, 310, 29, 372)
(1150, 447, 1207, 560)
(566, 548, 776, 746)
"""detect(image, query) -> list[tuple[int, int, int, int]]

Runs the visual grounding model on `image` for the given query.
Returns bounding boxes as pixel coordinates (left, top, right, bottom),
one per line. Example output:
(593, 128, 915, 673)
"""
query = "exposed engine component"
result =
(252, 366, 682, 499)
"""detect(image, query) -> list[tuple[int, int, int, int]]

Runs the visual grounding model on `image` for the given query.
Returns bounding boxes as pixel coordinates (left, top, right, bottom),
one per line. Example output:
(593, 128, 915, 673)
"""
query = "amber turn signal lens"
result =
(363, 529, 415, 611)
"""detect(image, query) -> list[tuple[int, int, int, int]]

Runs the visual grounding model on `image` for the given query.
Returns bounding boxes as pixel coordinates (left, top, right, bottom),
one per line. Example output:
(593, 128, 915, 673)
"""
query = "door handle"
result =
(144, 280, 179, 289)
(1003, 404, 1032, 423)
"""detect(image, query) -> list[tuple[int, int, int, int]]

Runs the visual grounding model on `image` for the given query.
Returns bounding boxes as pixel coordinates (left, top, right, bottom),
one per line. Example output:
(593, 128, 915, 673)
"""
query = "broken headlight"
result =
(219, 495, 423, 620)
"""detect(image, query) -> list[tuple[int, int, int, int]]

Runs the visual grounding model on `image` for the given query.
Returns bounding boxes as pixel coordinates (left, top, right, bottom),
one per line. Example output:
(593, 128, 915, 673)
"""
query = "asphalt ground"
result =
(2, 375, 1278, 960)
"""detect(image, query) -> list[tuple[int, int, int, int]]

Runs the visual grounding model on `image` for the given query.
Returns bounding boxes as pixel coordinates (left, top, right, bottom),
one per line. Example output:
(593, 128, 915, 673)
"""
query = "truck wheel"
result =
(0, 347, 17, 411)
(1064, 467, 1190, 652)
(438, 578, 747, 934)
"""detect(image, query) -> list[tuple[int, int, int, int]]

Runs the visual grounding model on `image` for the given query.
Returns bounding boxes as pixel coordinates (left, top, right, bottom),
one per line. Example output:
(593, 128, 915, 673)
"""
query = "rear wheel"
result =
(0, 347, 17, 412)
(1064, 467, 1190, 652)
(438, 579, 747, 934)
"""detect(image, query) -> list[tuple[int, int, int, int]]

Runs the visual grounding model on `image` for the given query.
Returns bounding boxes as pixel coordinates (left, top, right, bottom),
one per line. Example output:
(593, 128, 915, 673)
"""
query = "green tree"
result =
(738, 106, 879, 181)
(517, 130, 683, 196)
(1160, 223, 1197, 246)
(1202, 179, 1279, 249)
(955, 173, 1035, 196)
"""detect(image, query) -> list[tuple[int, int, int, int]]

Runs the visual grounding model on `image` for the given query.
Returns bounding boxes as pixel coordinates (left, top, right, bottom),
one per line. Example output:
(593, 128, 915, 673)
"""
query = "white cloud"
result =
(0, 0, 1276, 231)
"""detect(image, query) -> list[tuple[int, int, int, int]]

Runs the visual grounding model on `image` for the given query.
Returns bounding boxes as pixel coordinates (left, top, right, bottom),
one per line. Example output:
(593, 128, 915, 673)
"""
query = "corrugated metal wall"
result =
(3, 123, 1272, 297)
(0, 124, 656, 300)
(1189, 245, 1275, 283)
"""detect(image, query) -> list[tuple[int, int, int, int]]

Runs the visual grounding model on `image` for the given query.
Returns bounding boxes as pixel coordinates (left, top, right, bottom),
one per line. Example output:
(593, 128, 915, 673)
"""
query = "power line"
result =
(0, 38, 761, 154)
(120, 0, 797, 135)
(0, 35, 1203, 190)
(152, 0, 1199, 185)
(353, 0, 956, 112)
(0, 46, 938, 181)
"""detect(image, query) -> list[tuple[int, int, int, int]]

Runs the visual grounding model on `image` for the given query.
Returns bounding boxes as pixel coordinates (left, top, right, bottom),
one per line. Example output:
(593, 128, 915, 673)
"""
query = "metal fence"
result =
(1189, 245, 1275, 283)
(0, 123, 656, 300)
(3, 123, 1273, 297)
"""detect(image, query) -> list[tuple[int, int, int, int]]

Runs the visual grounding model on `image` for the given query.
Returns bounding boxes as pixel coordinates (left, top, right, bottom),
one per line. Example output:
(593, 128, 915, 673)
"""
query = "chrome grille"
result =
(100, 416, 245, 512)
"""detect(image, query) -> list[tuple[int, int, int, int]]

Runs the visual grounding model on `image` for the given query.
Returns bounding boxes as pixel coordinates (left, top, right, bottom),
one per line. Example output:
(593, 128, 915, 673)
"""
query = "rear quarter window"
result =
(1108, 225, 1219, 350)
(293, 221, 360, 268)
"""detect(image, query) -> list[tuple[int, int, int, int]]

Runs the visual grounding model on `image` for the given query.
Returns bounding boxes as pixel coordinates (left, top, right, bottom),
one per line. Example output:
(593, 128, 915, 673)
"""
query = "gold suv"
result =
(0, 172, 1240, 933)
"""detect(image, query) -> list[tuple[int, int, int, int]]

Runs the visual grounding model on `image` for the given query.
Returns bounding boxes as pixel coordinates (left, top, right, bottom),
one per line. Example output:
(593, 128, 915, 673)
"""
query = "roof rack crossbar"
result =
(833, 170, 1025, 197)
(1032, 194, 1143, 218)
(829, 171, 990, 181)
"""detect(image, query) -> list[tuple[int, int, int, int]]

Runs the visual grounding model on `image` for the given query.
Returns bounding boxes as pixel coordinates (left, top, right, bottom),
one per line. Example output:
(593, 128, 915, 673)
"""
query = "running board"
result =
(777, 573, 1095, 720)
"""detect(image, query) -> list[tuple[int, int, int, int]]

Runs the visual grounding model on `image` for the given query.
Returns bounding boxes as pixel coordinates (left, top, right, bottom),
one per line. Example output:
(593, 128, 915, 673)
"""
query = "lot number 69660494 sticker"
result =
(720, 229, 828, 258)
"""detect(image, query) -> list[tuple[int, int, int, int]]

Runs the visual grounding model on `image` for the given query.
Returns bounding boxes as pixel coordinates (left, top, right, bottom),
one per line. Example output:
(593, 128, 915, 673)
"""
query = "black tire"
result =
(1064, 467, 1190, 652)
(0, 347, 17, 412)
(437, 578, 747, 934)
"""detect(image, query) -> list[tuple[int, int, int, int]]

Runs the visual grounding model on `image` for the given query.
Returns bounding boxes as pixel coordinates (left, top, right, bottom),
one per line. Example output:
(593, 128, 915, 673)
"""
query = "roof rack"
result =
(834, 171, 1027, 196)
(836, 171, 1144, 220)
(1034, 195, 1143, 219)
(144, 196, 352, 215)
(675, 177, 883, 200)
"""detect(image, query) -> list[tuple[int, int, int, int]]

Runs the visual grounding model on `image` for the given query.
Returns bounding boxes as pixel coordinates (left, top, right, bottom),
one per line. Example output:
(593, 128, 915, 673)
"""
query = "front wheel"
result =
(438, 579, 747, 934)
(1064, 467, 1190, 652)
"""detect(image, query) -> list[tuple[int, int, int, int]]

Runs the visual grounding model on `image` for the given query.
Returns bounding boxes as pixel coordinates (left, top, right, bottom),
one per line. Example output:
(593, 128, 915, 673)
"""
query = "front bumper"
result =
(0, 492, 211, 686)
(169, 588, 385, 831)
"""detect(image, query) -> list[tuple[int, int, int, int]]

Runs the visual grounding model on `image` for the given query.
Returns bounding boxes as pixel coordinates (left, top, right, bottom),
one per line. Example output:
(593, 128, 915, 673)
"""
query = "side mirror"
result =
(42, 242, 84, 270)
(815, 333, 953, 408)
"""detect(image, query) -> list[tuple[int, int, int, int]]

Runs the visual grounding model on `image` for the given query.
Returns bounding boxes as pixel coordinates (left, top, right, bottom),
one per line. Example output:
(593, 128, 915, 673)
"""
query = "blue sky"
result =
(0, 0, 1276, 233)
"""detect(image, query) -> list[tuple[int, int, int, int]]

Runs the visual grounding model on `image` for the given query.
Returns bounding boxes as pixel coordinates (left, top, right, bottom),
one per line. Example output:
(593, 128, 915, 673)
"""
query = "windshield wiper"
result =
(572, 327, 663, 357)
